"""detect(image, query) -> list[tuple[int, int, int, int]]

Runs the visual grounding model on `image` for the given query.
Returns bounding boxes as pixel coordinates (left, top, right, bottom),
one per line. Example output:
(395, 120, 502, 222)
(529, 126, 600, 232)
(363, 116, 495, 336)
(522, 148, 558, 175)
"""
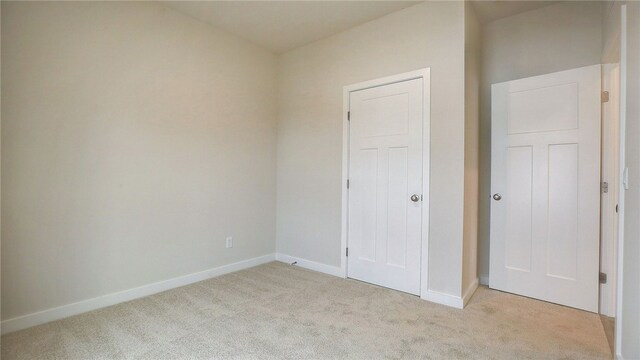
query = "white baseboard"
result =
(422, 278, 478, 309)
(275, 253, 343, 278)
(462, 278, 479, 307)
(423, 289, 465, 309)
(1, 253, 276, 335)
(479, 274, 489, 286)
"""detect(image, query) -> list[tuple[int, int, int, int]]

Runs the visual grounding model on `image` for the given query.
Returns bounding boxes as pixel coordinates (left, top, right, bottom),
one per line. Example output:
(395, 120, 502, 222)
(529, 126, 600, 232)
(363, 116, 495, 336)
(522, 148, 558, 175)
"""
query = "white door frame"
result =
(340, 68, 431, 299)
(615, 4, 627, 357)
(600, 63, 620, 318)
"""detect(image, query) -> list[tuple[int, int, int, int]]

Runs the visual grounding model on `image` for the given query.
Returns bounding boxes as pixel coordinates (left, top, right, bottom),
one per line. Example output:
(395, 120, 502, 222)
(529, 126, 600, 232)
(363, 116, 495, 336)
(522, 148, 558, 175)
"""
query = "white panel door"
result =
(490, 65, 601, 312)
(347, 78, 422, 295)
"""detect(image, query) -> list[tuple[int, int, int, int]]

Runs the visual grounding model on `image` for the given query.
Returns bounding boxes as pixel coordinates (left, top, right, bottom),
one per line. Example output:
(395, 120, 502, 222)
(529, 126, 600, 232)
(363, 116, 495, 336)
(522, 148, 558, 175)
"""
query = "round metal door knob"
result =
(493, 193, 502, 201)
(411, 194, 420, 202)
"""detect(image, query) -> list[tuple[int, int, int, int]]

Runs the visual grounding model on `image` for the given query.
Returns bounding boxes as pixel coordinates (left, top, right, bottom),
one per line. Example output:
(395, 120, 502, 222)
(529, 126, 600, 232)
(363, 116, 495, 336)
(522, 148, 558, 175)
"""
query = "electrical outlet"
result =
(225, 236, 233, 248)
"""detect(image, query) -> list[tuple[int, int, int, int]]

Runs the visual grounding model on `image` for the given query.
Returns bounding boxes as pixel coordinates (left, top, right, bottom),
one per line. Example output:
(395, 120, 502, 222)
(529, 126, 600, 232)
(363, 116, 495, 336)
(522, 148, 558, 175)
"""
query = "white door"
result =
(490, 65, 601, 312)
(347, 78, 423, 295)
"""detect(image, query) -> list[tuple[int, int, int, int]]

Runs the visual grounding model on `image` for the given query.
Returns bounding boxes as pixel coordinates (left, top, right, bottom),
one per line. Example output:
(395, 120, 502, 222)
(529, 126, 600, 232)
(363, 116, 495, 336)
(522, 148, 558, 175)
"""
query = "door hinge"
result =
(347, 179, 350, 189)
(616, 204, 619, 213)
(347, 111, 351, 121)
(602, 181, 609, 193)
(602, 91, 610, 103)
(599, 272, 607, 284)
(346, 247, 349, 257)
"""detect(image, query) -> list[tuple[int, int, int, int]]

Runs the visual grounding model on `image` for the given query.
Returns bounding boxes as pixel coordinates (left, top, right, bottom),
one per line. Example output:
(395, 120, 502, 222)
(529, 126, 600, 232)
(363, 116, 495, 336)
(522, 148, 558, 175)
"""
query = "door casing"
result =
(601, 63, 621, 318)
(340, 68, 431, 299)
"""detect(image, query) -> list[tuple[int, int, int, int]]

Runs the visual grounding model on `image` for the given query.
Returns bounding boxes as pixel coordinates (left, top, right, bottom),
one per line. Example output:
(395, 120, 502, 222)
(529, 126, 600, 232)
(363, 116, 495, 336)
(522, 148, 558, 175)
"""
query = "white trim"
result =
(424, 278, 477, 309)
(423, 290, 465, 309)
(0, 254, 276, 335)
(615, 4, 627, 359)
(275, 253, 343, 277)
(420, 69, 432, 303)
(462, 278, 480, 307)
(600, 62, 621, 318)
(340, 84, 350, 279)
(479, 274, 490, 286)
(343, 69, 430, 94)
(341, 68, 432, 299)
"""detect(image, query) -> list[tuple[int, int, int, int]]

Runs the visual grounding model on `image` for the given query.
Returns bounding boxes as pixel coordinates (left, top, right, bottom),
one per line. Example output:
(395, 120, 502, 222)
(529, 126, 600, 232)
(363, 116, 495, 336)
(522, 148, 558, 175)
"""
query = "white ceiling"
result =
(470, 0, 559, 24)
(162, 1, 561, 54)
(162, 1, 420, 54)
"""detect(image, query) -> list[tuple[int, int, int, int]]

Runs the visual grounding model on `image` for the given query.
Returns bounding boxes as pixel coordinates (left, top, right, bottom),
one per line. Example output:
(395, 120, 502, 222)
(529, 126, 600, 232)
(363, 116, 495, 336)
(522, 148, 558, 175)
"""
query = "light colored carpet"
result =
(1, 262, 612, 359)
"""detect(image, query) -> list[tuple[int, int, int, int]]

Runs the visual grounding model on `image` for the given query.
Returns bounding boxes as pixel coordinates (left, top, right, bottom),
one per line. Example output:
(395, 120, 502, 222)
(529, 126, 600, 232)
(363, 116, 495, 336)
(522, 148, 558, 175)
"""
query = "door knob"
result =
(493, 193, 502, 201)
(411, 194, 420, 202)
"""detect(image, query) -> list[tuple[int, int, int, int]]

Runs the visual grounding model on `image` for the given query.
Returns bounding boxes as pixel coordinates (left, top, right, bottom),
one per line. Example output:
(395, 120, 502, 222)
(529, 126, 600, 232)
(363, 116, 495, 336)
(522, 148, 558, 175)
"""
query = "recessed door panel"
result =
(359, 148, 379, 262)
(547, 143, 579, 280)
(505, 146, 533, 272)
(508, 83, 579, 134)
(387, 146, 409, 268)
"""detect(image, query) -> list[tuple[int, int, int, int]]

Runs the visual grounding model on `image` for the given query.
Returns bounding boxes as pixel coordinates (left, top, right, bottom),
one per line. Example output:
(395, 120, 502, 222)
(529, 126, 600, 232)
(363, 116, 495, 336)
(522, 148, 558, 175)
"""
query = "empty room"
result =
(1, 0, 639, 359)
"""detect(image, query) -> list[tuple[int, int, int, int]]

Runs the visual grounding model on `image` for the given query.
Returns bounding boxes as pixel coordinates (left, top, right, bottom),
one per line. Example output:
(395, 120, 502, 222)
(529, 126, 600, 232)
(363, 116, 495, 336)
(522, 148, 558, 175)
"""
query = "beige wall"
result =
(1, 1, 278, 320)
(602, 1, 621, 64)
(478, 2, 603, 280)
(276, 1, 468, 297)
(463, 2, 481, 294)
